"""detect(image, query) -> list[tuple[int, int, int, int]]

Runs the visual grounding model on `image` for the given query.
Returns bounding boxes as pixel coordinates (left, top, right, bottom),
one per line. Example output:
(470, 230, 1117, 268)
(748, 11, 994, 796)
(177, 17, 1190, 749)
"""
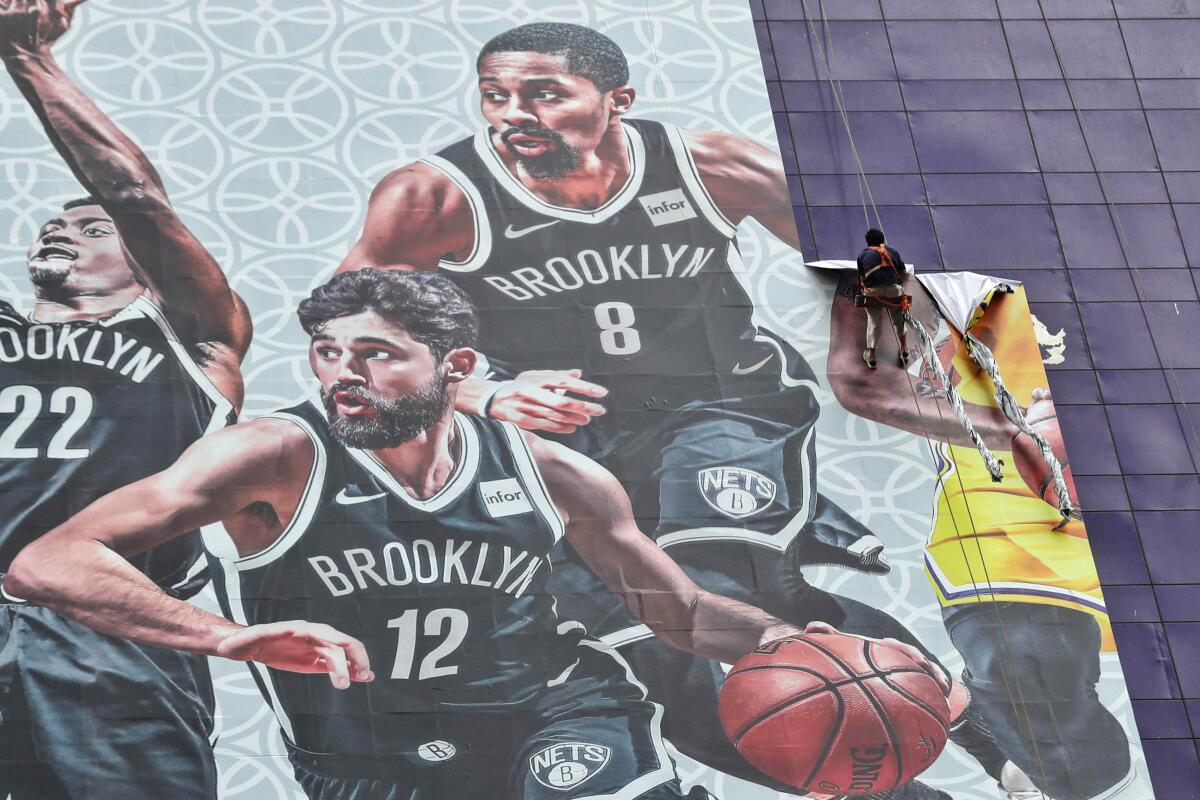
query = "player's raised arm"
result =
(683, 128, 801, 250)
(4, 419, 373, 689)
(0, 0, 250, 381)
(337, 163, 476, 274)
(826, 272, 1017, 450)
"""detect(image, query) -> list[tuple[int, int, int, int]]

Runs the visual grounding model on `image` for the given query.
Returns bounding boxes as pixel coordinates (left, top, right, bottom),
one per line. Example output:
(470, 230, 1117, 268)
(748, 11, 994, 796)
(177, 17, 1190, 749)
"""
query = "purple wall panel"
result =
(1141, 741, 1200, 800)
(1111, 622, 1182, 698)
(788, 111, 918, 173)
(909, 111, 1039, 172)
(1126, 475, 1200, 512)
(1122, 20, 1200, 78)
(1046, 20, 1131, 78)
(763, 3, 1200, 787)
(1157, 585, 1200, 622)
(1099, 369, 1176, 404)
(933, 205, 1062, 267)
(923, 172, 1048, 205)
(888, 21, 1014, 79)
(1046, 368, 1103, 403)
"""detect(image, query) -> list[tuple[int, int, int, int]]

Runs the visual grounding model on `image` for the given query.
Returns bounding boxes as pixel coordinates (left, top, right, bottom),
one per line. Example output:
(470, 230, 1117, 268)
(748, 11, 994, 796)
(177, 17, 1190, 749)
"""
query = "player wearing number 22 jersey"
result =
(8, 273, 946, 800)
(0, 6, 250, 797)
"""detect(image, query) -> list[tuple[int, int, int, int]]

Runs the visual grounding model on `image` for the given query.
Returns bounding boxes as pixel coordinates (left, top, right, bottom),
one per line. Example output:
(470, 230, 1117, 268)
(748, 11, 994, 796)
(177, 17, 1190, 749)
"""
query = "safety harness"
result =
(855, 245, 911, 311)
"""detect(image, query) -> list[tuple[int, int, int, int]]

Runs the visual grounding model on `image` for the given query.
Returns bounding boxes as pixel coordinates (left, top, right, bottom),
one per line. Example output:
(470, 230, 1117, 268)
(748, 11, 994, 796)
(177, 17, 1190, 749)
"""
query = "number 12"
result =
(387, 608, 469, 680)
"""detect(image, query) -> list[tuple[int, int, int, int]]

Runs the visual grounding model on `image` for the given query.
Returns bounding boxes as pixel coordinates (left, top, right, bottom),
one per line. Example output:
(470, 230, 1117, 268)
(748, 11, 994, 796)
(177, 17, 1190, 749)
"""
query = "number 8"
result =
(594, 301, 641, 356)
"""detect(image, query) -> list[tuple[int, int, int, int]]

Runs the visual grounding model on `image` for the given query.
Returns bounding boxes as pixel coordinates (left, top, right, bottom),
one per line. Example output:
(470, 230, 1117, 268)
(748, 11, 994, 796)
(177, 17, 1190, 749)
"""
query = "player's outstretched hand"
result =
(0, 0, 85, 55)
(1023, 387, 1054, 421)
(803, 621, 950, 695)
(490, 368, 608, 434)
(216, 621, 375, 690)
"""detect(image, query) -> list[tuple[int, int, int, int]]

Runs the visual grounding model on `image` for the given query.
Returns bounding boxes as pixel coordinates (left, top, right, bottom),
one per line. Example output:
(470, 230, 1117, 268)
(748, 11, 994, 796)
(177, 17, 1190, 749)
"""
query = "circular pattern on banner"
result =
(331, 18, 471, 104)
(111, 110, 226, 199)
(342, 108, 476, 184)
(216, 157, 361, 249)
(198, 0, 340, 59)
(206, 64, 350, 153)
(446, 0, 594, 48)
(71, 18, 216, 106)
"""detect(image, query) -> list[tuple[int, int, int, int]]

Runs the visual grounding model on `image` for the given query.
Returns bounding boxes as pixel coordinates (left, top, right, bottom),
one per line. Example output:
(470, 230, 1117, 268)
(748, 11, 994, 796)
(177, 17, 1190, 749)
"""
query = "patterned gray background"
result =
(0, 1, 1147, 797)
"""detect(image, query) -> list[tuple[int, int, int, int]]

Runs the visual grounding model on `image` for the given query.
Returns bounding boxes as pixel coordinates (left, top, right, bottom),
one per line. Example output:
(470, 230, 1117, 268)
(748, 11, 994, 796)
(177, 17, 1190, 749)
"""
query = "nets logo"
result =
(529, 742, 611, 790)
(698, 467, 777, 519)
(479, 478, 533, 518)
(638, 189, 697, 226)
(417, 740, 457, 762)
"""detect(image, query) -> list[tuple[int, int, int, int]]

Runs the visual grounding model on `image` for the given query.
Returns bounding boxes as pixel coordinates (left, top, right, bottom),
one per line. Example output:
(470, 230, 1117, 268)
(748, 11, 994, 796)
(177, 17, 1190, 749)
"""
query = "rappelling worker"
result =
(856, 228, 908, 369)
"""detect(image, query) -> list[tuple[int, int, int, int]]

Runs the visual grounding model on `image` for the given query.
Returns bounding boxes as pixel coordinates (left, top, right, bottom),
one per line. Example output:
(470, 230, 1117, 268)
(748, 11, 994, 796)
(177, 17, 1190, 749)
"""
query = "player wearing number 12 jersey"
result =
(7, 272, 945, 798)
(0, 3, 250, 798)
(336, 23, 986, 798)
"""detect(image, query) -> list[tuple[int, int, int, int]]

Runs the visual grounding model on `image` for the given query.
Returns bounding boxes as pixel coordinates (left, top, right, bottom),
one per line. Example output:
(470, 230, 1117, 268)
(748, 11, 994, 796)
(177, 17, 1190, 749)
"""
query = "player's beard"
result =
(501, 125, 581, 179)
(322, 373, 452, 450)
(28, 262, 72, 288)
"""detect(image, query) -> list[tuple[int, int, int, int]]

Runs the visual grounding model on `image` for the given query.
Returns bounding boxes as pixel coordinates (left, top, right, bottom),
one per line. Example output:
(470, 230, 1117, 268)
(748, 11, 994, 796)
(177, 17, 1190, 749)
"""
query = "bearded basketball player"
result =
(0, 2, 250, 797)
(334, 22, 1007, 800)
(7, 270, 952, 799)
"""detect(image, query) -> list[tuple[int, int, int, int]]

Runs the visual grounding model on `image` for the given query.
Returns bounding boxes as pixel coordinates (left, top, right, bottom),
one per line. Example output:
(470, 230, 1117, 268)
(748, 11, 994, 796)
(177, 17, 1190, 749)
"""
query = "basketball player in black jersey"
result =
(0, 2, 250, 797)
(8, 270, 950, 800)
(337, 23, 997, 799)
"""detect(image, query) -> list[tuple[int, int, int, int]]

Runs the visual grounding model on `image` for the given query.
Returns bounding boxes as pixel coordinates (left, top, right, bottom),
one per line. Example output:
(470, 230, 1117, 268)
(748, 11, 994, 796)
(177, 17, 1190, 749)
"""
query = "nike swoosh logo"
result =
(335, 487, 388, 505)
(504, 221, 559, 239)
(731, 355, 773, 376)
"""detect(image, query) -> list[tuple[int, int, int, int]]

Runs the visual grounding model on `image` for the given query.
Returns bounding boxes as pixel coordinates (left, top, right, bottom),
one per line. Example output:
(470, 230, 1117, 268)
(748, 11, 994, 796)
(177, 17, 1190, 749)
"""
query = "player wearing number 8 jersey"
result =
(337, 23, 995, 798)
(7, 271, 948, 799)
(0, 2, 250, 797)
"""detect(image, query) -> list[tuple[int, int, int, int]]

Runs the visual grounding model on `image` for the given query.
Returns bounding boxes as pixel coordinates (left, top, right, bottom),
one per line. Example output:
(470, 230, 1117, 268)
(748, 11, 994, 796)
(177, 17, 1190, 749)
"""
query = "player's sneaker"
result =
(1000, 761, 1049, 800)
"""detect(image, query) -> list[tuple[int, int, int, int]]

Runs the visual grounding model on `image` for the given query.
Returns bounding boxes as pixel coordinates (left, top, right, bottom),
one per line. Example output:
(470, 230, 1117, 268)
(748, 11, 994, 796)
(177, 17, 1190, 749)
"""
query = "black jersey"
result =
(428, 119, 812, 451)
(0, 295, 233, 594)
(208, 401, 588, 756)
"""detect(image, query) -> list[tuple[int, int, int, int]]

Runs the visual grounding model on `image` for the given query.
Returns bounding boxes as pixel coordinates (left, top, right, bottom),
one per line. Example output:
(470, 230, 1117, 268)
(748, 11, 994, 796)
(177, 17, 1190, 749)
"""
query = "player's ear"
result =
(442, 347, 477, 384)
(609, 86, 635, 117)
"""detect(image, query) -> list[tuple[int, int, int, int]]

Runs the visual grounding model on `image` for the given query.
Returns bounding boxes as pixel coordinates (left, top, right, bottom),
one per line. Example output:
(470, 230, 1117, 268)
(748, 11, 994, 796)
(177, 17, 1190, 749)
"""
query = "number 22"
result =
(0, 385, 93, 460)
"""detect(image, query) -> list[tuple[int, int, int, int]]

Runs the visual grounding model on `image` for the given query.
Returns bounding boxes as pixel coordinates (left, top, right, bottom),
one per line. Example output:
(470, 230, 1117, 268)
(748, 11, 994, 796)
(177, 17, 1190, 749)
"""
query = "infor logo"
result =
(479, 478, 533, 518)
(637, 188, 697, 226)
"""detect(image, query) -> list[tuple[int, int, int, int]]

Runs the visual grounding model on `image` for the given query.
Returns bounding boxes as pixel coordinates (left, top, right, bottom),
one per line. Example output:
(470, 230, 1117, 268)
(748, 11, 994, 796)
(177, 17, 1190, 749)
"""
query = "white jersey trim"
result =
(345, 411, 480, 513)
(201, 412, 328, 571)
(129, 293, 236, 435)
(420, 154, 493, 274)
(472, 122, 646, 224)
(662, 123, 737, 239)
(499, 421, 565, 543)
(213, 556, 296, 742)
(574, 638, 677, 800)
(657, 424, 815, 552)
(599, 624, 655, 650)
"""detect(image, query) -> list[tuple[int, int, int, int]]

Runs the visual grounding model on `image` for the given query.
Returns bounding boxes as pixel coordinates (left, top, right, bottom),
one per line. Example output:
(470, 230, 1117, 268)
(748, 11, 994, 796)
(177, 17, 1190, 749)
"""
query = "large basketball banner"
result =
(0, 2, 1152, 799)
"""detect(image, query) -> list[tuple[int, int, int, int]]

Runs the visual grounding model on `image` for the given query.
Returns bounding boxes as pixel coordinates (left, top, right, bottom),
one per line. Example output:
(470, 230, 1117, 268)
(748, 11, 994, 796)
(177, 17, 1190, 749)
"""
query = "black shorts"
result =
(285, 640, 711, 800)
(0, 596, 216, 800)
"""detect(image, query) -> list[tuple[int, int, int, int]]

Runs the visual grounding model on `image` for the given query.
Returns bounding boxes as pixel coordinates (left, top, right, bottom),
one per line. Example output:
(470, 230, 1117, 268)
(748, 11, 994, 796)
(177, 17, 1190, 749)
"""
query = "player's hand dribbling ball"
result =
(718, 632, 950, 797)
(1011, 388, 1077, 510)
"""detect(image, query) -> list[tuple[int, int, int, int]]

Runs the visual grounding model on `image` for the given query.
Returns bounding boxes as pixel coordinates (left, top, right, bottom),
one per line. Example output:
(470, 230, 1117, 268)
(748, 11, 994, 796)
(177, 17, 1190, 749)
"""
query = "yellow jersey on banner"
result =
(924, 288, 1113, 649)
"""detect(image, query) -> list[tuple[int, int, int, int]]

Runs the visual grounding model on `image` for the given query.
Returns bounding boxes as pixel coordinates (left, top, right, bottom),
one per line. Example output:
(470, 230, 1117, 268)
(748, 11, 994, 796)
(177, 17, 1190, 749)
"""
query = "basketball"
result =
(1012, 397, 1076, 510)
(718, 633, 950, 796)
